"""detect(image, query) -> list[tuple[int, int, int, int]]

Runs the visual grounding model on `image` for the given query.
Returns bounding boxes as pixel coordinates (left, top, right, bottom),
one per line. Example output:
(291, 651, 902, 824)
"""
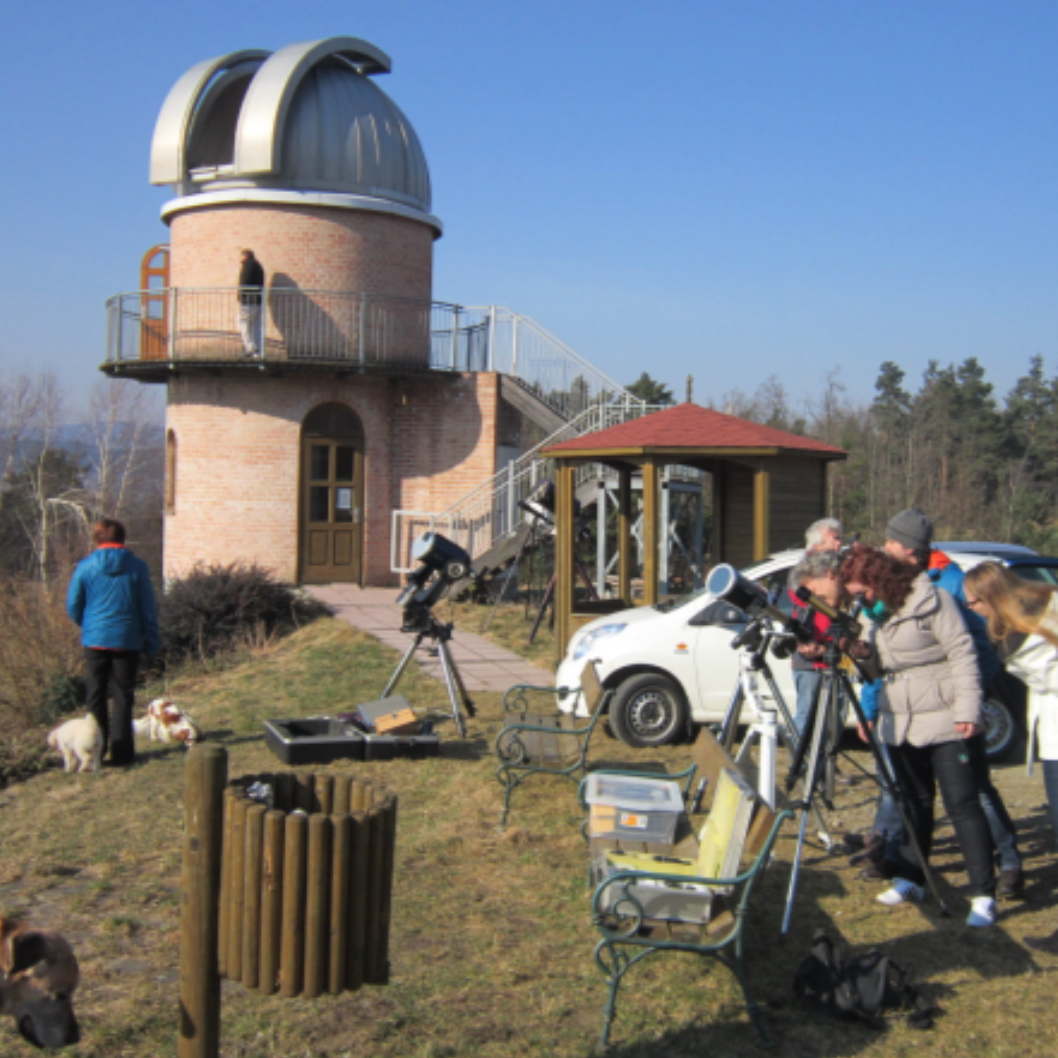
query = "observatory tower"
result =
(110, 36, 514, 586)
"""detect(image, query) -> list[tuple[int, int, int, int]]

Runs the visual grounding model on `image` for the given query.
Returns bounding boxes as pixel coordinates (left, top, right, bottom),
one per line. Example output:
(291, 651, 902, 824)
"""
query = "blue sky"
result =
(2, 1, 1056, 413)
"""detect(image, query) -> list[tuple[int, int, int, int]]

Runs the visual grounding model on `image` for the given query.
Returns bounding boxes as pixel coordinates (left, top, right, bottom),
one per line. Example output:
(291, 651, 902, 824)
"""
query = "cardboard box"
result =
(374, 708, 421, 736)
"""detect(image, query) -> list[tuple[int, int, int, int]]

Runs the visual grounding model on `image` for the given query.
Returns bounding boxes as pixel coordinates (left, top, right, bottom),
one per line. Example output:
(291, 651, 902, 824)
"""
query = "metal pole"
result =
(359, 293, 367, 364)
(450, 306, 460, 370)
(178, 743, 227, 1058)
(487, 306, 496, 372)
(168, 288, 177, 360)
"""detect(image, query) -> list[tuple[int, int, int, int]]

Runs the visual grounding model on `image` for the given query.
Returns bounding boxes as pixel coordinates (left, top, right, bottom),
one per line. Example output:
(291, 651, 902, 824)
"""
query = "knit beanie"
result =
(885, 508, 933, 552)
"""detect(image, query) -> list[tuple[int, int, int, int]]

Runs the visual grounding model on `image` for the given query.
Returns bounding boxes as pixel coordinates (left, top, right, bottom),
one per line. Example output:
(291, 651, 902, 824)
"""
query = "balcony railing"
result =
(105, 292, 632, 424)
(105, 287, 479, 372)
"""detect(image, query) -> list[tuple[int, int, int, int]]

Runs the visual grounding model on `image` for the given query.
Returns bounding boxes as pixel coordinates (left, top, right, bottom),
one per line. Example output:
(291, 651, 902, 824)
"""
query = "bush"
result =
(0, 576, 82, 732)
(158, 562, 327, 665)
(0, 729, 51, 787)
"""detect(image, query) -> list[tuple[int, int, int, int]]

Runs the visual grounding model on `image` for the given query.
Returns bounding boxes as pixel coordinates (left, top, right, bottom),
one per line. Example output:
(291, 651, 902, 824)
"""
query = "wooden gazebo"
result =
(542, 403, 846, 658)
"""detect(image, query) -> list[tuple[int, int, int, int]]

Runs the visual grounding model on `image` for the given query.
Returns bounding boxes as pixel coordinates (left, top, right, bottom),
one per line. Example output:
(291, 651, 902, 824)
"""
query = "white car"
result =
(556, 543, 1051, 761)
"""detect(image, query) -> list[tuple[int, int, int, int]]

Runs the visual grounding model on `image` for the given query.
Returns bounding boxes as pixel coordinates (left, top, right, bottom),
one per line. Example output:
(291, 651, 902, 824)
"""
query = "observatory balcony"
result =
(103, 290, 630, 424)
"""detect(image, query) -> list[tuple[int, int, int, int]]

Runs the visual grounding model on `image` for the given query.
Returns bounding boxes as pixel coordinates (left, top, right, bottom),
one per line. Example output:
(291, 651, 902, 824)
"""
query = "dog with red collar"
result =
(0, 917, 80, 1050)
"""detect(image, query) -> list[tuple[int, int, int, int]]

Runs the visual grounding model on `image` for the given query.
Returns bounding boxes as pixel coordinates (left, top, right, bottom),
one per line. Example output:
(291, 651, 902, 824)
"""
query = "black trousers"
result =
(888, 734, 996, 898)
(84, 648, 140, 765)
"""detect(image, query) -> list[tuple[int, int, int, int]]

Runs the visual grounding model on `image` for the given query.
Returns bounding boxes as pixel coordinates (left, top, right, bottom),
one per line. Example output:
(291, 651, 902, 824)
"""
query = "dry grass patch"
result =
(1, 615, 1057, 1057)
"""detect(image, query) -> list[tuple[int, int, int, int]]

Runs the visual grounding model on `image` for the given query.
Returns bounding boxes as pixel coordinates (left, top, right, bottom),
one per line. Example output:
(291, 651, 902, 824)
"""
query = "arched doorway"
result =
(300, 403, 365, 584)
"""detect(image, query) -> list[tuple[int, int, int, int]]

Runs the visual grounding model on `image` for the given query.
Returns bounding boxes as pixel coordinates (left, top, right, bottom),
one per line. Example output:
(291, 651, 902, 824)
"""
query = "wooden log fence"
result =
(220, 771, 398, 997)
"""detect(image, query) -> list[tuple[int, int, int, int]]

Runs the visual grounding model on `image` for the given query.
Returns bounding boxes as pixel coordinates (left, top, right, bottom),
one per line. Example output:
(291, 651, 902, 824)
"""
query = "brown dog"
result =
(0, 918, 80, 1049)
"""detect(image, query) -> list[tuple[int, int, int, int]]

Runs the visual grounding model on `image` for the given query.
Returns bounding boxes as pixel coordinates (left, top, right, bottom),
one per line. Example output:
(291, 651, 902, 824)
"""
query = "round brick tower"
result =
(120, 37, 504, 587)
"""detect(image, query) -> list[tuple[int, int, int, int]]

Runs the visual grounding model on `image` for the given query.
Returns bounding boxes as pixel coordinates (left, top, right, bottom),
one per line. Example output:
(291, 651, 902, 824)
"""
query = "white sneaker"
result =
(967, 897, 996, 928)
(877, 878, 926, 906)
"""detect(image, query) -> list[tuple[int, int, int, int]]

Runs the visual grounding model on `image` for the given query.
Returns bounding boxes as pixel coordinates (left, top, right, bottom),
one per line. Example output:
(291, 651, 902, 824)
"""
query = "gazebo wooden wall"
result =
(543, 404, 846, 661)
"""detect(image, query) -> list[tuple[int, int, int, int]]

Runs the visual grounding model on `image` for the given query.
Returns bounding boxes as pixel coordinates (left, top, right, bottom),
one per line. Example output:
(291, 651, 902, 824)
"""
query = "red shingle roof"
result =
(543, 403, 846, 456)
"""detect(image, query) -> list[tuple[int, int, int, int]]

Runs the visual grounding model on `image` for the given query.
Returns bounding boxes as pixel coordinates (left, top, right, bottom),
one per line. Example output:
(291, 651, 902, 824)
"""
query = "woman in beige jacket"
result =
(841, 546, 997, 927)
(963, 561, 1058, 951)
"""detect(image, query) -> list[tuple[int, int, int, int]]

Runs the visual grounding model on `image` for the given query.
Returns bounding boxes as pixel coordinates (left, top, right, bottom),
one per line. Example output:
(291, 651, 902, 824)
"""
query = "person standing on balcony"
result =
(237, 249, 265, 357)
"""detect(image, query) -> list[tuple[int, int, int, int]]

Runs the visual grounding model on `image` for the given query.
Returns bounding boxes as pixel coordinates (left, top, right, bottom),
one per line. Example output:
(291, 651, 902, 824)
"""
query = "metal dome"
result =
(151, 37, 439, 232)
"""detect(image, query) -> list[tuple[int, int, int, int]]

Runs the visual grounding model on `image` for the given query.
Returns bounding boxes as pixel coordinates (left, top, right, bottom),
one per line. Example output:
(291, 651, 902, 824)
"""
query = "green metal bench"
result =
(588, 790, 792, 1052)
(495, 661, 611, 827)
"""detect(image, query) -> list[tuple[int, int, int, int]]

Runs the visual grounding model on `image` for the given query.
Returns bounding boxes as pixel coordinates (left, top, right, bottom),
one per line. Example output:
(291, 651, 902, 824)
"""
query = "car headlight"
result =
(571, 623, 627, 661)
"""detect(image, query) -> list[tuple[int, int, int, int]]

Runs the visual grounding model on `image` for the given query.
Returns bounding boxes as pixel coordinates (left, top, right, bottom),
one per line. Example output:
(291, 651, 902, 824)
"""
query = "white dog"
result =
(46, 714, 103, 774)
(136, 699, 201, 747)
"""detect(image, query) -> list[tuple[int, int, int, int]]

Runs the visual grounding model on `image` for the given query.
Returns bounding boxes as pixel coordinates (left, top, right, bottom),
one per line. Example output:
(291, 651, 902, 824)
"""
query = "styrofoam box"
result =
(584, 774, 684, 844)
(592, 854, 715, 923)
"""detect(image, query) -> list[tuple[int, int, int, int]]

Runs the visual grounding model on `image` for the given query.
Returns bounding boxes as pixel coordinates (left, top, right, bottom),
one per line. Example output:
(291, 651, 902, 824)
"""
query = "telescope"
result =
(396, 533, 473, 629)
(705, 564, 813, 645)
(386, 532, 477, 735)
(518, 479, 585, 530)
(793, 586, 863, 640)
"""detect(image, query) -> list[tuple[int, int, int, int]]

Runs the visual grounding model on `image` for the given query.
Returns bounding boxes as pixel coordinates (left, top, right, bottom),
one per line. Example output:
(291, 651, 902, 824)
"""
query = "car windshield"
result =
(1010, 562, 1058, 586)
(661, 557, 799, 615)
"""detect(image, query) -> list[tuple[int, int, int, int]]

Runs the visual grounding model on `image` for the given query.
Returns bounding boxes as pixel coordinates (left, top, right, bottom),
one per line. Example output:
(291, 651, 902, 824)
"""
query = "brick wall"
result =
(169, 203, 434, 299)
(164, 372, 501, 586)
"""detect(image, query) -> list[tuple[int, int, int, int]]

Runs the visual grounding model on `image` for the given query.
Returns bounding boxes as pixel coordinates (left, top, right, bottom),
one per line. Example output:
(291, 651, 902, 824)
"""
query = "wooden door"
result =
(300, 405, 365, 584)
(140, 244, 170, 360)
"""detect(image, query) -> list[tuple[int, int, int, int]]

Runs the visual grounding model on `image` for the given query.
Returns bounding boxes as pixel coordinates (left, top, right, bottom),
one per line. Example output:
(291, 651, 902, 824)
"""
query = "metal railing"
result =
(106, 288, 474, 370)
(105, 294, 631, 423)
(390, 399, 677, 572)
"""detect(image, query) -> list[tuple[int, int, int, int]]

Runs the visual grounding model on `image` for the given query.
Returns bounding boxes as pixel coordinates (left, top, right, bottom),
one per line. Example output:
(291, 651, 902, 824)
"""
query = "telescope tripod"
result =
(485, 511, 550, 633)
(382, 611, 476, 739)
(718, 623, 834, 846)
(780, 636, 952, 933)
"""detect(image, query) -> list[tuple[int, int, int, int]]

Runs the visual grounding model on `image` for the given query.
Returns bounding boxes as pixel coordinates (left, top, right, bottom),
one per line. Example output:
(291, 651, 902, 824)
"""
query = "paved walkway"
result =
(305, 585, 555, 693)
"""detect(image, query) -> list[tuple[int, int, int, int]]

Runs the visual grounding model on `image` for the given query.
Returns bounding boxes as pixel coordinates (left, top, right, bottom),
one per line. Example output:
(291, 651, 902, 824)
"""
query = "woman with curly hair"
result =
(840, 545, 997, 926)
(963, 562, 1058, 951)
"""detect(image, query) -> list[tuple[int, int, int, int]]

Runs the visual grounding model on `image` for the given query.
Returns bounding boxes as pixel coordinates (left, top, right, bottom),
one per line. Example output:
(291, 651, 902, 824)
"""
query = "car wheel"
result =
(983, 696, 1020, 762)
(609, 673, 687, 748)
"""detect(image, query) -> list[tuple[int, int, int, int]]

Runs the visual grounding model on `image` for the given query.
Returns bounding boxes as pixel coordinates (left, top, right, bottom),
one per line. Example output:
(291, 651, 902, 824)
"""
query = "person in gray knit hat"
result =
(885, 508, 933, 559)
(856, 508, 1025, 899)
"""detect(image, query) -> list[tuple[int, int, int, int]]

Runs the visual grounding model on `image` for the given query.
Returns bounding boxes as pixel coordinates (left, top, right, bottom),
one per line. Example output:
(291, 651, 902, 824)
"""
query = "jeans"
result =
(84, 648, 140, 765)
(886, 735, 996, 898)
(1042, 760, 1058, 840)
(872, 739, 1021, 871)
(793, 669, 823, 737)
(238, 302, 263, 354)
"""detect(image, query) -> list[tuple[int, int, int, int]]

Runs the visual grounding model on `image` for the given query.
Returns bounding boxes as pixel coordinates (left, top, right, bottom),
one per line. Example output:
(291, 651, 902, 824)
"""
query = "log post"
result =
(178, 743, 227, 1058)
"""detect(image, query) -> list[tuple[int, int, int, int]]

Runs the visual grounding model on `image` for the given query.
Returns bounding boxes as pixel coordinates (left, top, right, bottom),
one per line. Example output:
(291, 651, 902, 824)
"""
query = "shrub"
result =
(158, 562, 327, 665)
(0, 575, 82, 731)
(0, 729, 51, 787)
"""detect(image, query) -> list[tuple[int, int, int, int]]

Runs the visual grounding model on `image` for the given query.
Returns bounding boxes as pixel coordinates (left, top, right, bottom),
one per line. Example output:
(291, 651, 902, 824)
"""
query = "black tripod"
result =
(527, 549, 600, 644)
(779, 629, 951, 933)
(485, 512, 550, 633)
(382, 609, 476, 739)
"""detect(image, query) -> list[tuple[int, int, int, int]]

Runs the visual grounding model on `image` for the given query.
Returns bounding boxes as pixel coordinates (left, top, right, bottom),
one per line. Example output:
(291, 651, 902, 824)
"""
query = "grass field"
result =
(2, 606, 1057, 1057)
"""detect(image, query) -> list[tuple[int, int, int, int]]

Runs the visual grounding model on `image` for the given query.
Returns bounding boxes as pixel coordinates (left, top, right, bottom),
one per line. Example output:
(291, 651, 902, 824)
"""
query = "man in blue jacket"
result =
(67, 519, 160, 767)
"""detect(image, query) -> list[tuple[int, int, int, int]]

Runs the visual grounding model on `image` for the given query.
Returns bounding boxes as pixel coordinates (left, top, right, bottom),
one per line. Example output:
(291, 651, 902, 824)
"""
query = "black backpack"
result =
(794, 930, 935, 1030)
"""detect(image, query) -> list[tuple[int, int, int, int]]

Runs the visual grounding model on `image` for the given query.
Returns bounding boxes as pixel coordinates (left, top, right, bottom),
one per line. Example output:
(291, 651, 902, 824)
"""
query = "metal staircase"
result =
(391, 304, 668, 571)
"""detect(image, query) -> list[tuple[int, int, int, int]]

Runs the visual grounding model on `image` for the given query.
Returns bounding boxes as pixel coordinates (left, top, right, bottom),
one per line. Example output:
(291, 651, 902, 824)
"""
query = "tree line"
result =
(630, 356, 1058, 553)
(0, 371, 164, 584)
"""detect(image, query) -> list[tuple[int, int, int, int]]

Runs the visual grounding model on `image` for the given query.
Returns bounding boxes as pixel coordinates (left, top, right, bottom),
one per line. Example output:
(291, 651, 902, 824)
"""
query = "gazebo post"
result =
(753, 465, 771, 561)
(641, 458, 660, 605)
(554, 462, 577, 657)
(617, 466, 633, 603)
